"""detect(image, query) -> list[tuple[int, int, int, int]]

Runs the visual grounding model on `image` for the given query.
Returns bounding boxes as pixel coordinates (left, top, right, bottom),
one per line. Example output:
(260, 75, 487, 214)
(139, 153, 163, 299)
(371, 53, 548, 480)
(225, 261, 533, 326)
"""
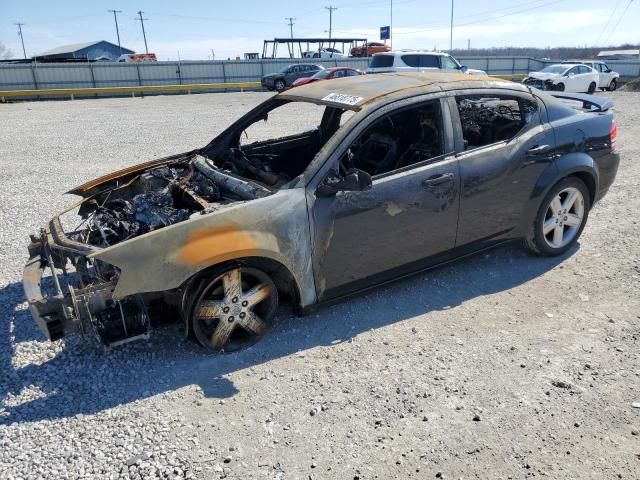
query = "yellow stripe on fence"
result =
(0, 82, 262, 101)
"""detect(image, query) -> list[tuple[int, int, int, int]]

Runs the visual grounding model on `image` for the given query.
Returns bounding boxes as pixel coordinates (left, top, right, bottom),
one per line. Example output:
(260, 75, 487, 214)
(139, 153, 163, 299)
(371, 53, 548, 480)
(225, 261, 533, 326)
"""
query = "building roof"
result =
(37, 40, 133, 57)
(597, 49, 640, 57)
(278, 72, 518, 111)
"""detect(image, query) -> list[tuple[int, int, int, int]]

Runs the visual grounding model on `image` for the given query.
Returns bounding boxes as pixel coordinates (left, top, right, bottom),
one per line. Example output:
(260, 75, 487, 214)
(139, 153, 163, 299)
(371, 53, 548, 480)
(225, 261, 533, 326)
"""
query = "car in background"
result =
(350, 42, 391, 57)
(366, 51, 487, 75)
(303, 48, 346, 59)
(291, 67, 365, 87)
(261, 64, 324, 92)
(561, 60, 620, 91)
(523, 64, 599, 93)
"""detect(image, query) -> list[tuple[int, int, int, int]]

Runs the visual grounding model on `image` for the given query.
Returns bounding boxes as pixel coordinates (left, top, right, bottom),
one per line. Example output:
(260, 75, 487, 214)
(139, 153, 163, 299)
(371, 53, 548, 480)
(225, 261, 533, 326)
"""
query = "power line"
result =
(603, 0, 635, 44)
(136, 10, 150, 54)
(14, 23, 27, 59)
(325, 6, 338, 39)
(394, 0, 567, 36)
(596, 0, 623, 45)
(107, 9, 123, 55)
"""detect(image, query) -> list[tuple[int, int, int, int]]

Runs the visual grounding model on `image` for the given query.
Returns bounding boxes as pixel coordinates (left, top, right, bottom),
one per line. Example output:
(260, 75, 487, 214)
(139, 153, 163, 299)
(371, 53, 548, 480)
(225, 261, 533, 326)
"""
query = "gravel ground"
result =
(1, 91, 639, 479)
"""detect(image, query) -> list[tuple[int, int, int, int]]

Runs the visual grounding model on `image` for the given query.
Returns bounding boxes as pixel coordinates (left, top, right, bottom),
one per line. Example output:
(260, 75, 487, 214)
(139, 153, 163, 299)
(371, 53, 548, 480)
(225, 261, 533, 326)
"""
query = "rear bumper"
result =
(595, 151, 620, 203)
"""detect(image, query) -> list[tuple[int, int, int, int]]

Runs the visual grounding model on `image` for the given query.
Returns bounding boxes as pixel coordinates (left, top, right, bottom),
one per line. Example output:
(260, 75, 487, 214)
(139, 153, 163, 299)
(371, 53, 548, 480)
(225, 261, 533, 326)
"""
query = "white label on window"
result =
(322, 93, 363, 106)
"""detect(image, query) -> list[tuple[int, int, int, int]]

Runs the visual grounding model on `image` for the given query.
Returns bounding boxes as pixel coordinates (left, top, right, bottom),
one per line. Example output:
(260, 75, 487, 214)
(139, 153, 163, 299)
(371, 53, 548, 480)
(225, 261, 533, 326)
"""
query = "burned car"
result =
(24, 73, 620, 351)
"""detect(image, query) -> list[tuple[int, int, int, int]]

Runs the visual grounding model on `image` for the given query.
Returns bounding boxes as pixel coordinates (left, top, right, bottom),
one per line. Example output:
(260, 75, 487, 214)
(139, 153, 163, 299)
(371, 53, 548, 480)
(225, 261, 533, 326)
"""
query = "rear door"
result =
(419, 54, 440, 72)
(450, 90, 556, 247)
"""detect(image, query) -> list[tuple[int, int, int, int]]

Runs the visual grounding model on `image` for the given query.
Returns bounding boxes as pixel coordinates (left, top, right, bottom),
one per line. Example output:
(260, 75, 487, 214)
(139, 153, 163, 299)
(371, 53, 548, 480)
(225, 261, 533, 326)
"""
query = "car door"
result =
(286, 65, 301, 85)
(579, 66, 594, 91)
(564, 66, 581, 92)
(308, 97, 460, 300)
(450, 90, 556, 247)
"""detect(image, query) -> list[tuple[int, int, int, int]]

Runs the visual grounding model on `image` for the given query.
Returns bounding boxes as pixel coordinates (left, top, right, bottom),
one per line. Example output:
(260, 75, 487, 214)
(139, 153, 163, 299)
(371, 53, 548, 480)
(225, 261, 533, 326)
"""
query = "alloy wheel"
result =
(191, 267, 277, 352)
(542, 187, 585, 249)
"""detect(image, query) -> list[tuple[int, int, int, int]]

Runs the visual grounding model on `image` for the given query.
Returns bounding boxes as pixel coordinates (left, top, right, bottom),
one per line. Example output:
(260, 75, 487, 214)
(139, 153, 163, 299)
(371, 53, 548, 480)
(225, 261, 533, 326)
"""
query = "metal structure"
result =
(262, 38, 367, 59)
(1, 57, 638, 99)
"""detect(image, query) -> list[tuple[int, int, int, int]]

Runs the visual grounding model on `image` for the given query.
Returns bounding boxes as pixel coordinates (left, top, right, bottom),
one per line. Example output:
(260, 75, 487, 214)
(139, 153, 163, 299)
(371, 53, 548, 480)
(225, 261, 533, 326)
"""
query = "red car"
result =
(292, 67, 365, 87)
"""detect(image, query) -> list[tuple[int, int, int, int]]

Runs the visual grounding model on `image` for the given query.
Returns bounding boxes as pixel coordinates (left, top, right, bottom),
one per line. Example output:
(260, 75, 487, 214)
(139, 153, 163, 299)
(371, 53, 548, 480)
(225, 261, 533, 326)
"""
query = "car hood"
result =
(67, 151, 196, 197)
(528, 72, 560, 81)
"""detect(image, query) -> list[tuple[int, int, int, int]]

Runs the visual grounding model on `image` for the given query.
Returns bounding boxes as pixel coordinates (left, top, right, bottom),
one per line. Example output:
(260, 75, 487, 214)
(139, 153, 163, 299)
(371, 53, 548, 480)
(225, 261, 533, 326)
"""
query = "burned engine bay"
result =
(35, 148, 304, 347)
(81, 151, 296, 248)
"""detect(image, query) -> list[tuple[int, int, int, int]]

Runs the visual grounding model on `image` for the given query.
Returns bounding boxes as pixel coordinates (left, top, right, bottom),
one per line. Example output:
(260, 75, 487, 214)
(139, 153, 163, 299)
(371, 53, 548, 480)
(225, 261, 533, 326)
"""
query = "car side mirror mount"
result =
(316, 168, 372, 197)
(460, 65, 468, 73)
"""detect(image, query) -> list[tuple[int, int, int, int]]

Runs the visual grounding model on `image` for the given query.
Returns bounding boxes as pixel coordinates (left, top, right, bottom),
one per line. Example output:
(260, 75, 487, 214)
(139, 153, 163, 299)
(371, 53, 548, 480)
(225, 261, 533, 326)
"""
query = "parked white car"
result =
(366, 51, 487, 75)
(302, 48, 346, 59)
(523, 64, 599, 93)
(562, 60, 620, 91)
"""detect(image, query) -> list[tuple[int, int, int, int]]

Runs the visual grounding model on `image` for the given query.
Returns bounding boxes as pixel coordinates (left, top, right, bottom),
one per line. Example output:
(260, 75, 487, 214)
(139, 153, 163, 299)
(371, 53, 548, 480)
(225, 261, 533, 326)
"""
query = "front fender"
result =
(90, 189, 317, 307)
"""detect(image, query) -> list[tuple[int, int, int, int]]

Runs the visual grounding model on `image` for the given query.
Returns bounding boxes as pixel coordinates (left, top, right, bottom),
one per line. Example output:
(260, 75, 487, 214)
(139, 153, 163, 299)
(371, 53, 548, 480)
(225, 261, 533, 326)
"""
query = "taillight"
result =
(610, 120, 618, 152)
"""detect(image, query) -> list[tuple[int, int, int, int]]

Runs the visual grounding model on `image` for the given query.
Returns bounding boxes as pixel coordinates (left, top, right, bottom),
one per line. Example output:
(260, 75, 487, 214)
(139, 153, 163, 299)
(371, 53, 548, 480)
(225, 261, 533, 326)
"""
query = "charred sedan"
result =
(24, 73, 620, 351)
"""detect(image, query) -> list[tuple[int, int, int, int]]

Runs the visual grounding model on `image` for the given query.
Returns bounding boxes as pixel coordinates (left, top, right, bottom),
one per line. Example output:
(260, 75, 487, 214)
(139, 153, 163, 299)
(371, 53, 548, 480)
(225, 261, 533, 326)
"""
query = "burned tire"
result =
(189, 266, 278, 352)
(274, 79, 286, 92)
(588, 82, 596, 94)
(608, 79, 617, 91)
(523, 177, 591, 257)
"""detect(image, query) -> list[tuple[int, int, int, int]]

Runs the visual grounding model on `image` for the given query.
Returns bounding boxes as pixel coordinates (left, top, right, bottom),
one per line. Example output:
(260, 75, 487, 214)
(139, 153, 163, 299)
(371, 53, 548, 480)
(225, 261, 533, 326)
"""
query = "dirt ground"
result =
(0, 90, 639, 479)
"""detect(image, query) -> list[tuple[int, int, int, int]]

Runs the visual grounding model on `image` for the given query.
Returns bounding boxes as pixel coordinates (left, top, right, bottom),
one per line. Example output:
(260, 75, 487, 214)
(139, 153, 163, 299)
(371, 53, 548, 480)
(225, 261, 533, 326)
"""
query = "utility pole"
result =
(285, 17, 296, 39)
(325, 6, 337, 39)
(108, 9, 123, 56)
(467, 38, 471, 51)
(449, 0, 454, 53)
(14, 23, 27, 59)
(136, 11, 149, 54)
(390, 0, 393, 50)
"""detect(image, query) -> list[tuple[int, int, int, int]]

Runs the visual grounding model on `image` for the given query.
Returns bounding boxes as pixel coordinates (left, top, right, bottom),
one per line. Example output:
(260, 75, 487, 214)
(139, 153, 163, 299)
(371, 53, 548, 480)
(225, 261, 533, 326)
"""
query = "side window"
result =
(346, 69, 359, 76)
(440, 56, 459, 69)
(456, 95, 536, 150)
(401, 55, 420, 67)
(567, 66, 579, 75)
(333, 70, 345, 78)
(341, 100, 444, 177)
(420, 55, 440, 68)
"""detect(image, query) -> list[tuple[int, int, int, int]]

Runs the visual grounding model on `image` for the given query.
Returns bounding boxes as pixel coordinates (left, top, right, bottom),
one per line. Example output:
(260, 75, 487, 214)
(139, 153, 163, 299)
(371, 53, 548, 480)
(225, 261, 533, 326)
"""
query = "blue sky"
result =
(1, 0, 638, 59)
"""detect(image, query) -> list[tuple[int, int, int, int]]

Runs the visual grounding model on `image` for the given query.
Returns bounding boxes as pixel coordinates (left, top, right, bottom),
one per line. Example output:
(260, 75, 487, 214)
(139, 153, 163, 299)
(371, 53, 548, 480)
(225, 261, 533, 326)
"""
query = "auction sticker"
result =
(322, 93, 363, 106)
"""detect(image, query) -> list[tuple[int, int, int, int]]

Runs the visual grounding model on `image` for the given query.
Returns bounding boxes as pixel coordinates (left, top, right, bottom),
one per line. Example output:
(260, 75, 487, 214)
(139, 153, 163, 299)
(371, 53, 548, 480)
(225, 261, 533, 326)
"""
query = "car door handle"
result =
(422, 173, 455, 187)
(527, 144, 551, 156)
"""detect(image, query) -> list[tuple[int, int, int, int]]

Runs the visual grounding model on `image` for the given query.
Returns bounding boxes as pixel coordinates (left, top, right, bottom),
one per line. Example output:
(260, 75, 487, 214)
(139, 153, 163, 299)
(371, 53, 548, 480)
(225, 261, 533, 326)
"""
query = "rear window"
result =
(370, 55, 394, 68)
(401, 55, 420, 67)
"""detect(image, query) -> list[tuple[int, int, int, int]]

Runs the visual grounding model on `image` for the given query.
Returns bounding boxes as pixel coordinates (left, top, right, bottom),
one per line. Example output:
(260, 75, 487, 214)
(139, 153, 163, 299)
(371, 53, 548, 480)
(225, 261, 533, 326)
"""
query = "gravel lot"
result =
(1, 91, 639, 479)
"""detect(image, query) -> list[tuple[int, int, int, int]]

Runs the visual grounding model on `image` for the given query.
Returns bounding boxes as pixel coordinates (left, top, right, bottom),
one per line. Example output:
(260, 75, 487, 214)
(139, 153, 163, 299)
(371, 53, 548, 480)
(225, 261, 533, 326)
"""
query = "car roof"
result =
(373, 50, 449, 57)
(278, 71, 522, 111)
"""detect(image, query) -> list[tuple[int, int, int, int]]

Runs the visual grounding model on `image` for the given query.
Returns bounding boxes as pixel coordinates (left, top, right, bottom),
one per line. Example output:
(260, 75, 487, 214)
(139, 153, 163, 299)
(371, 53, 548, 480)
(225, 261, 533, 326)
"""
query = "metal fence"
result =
(1, 56, 638, 92)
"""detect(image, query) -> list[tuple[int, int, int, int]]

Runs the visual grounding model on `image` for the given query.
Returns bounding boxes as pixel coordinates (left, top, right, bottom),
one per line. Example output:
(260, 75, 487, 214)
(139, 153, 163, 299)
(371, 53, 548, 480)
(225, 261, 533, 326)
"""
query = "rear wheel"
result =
(190, 266, 278, 352)
(274, 79, 286, 92)
(608, 79, 617, 91)
(588, 82, 596, 94)
(523, 177, 591, 256)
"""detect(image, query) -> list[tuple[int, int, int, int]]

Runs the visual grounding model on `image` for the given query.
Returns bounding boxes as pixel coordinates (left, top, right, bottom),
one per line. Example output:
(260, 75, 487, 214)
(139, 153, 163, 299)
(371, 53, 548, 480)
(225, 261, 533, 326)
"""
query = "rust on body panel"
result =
(175, 225, 259, 267)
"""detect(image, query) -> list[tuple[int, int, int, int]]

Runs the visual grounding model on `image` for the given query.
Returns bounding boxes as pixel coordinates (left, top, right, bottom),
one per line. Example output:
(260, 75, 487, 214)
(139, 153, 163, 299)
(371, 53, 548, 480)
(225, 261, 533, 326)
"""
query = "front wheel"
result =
(555, 83, 565, 92)
(274, 79, 286, 92)
(587, 82, 596, 94)
(523, 177, 591, 256)
(608, 79, 617, 91)
(189, 266, 278, 352)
